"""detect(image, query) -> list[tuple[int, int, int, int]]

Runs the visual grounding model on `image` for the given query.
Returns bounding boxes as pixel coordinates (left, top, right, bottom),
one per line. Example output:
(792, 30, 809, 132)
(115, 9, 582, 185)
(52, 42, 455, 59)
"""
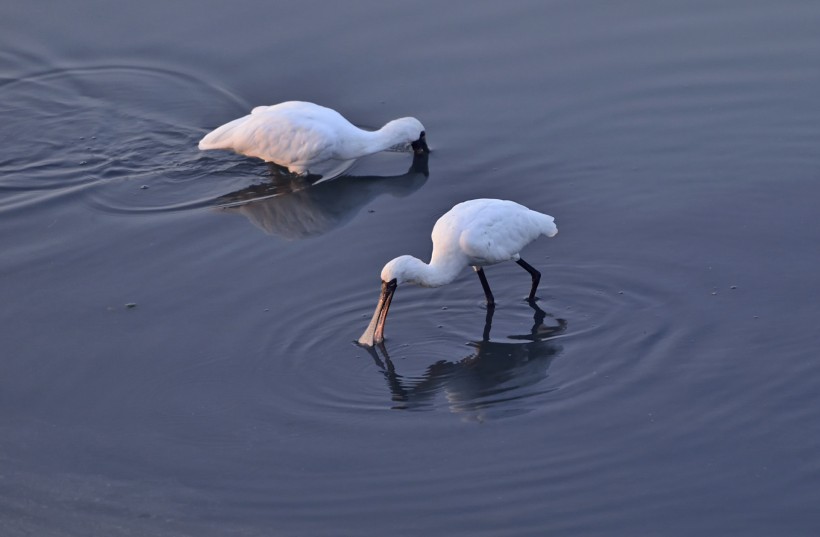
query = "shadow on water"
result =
(365, 300, 567, 420)
(215, 152, 429, 240)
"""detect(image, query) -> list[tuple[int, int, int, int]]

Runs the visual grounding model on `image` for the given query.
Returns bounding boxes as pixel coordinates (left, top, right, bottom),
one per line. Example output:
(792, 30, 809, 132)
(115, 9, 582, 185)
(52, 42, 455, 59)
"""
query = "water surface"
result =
(2, 1, 820, 536)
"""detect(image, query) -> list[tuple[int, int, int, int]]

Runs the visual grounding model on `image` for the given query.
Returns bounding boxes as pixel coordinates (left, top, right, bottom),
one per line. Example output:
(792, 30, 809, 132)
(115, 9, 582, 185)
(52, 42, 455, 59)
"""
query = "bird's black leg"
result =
(527, 298, 547, 334)
(516, 258, 541, 301)
(482, 304, 495, 341)
(473, 266, 495, 307)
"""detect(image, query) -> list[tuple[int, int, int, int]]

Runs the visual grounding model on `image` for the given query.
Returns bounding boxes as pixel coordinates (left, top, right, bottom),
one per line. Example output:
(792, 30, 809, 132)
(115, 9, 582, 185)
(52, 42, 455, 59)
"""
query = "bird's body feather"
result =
(199, 101, 426, 174)
(434, 199, 557, 267)
(362, 199, 557, 346)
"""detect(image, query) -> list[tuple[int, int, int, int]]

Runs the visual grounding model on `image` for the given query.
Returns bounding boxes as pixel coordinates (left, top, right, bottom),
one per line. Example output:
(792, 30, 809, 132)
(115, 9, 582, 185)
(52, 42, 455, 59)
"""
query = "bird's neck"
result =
(340, 123, 408, 159)
(410, 253, 466, 288)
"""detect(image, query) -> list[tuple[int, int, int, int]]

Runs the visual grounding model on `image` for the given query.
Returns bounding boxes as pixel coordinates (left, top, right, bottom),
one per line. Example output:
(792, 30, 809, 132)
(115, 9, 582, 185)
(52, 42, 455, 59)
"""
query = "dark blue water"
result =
(2, 1, 820, 535)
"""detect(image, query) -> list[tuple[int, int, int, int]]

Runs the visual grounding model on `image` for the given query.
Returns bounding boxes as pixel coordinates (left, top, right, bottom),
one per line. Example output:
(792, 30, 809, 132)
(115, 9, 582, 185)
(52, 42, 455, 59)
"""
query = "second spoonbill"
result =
(198, 101, 429, 175)
(359, 199, 558, 346)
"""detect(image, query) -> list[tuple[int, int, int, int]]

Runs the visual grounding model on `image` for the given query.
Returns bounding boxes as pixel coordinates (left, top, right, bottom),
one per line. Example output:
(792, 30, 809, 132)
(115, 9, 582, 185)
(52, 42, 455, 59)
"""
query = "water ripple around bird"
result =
(0, 64, 262, 216)
(258, 257, 699, 423)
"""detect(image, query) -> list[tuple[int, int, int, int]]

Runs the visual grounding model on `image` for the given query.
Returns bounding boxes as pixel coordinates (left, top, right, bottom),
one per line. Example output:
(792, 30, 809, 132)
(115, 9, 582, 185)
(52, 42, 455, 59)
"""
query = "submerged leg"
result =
(473, 266, 495, 307)
(482, 304, 495, 341)
(526, 298, 547, 334)
(516, 258, 541, 301)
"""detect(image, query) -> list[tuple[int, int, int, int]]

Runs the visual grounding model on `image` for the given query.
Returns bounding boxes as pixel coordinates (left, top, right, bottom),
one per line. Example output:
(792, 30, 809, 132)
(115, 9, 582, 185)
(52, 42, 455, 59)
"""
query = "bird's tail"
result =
(198, 115, 249, 150)
(541, 213, 558, 238)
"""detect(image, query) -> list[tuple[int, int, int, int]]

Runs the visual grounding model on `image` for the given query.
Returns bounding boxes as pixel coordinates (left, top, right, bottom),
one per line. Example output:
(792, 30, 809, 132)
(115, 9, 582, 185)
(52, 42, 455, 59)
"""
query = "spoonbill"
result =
(198, 101, 429, 174)
(358, 199, 558, 346)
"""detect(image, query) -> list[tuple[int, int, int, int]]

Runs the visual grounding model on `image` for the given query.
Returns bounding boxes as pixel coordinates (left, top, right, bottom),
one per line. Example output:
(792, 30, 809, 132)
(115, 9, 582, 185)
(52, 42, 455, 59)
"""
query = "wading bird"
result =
(359, 199, 558, 346)
(199, 101, 429, 175)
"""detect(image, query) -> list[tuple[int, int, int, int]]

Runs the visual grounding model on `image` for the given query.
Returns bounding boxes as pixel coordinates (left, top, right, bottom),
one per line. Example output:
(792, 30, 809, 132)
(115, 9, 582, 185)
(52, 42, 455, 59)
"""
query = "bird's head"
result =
(358, 255, 428, 346)
(411, 131, 429, 154)
(380, 255, 426, 285)
(384, 117, 429, 154)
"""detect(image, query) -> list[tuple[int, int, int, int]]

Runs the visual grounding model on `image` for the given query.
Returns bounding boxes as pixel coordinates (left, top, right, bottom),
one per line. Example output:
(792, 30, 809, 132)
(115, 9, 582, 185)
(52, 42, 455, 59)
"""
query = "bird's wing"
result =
(459, 209, 546, 265)
(268, 112, 339, 165)
(201, 108, 338, 166)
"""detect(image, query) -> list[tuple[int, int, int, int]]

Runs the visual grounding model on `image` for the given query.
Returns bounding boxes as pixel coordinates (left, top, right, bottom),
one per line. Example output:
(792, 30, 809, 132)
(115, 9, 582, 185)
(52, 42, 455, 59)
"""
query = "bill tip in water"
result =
(357, 327, 377, 347)
(358, 331, 385, 348)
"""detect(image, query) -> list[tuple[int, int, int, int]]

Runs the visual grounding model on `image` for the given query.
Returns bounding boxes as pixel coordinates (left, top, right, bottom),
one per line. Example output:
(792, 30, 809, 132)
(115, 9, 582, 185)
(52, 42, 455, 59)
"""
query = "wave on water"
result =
(0, 64, 264, 214)
(251, 257, 698, 423)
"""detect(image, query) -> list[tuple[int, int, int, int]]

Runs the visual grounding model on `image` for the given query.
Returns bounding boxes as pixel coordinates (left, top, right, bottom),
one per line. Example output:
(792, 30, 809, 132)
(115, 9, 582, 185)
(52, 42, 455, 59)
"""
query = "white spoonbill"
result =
(198, 101, 429, 174)
(358, 199, 558, 346)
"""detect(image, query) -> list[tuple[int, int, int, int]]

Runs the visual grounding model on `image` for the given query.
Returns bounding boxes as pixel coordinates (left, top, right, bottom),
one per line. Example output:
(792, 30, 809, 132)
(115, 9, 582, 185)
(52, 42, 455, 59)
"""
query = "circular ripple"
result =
(257, 258, 697, 421)
(539, 260, 697, 412)
(0, 64, 260, 215)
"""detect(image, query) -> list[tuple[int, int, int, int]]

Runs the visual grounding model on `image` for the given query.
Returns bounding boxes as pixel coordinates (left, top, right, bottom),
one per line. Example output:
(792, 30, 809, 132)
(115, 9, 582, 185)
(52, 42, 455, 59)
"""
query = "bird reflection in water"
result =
(365, 300, 567, 421)
(214, 152, 429, 240)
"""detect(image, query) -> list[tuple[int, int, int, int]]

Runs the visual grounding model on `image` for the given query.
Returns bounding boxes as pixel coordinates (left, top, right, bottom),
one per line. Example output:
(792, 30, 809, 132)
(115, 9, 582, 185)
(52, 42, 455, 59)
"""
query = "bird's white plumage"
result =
(199, 101, 425, 174)
(381, 199, 557, 286)
(361, 199, 557, 346)
(441, 199, 556, 266)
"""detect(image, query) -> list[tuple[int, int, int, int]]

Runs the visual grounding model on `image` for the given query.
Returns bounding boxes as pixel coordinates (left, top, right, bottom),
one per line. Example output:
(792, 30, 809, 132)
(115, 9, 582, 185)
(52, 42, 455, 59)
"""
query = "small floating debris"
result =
(368, 209, 375, 213)
(730, 285, 737, 290)
(125, 303, 137, 309)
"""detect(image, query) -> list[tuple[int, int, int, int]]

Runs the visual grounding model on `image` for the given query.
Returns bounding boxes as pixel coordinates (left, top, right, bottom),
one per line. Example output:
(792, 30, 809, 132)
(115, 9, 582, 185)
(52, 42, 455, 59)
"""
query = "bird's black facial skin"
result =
(411, 131, 430, 154)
